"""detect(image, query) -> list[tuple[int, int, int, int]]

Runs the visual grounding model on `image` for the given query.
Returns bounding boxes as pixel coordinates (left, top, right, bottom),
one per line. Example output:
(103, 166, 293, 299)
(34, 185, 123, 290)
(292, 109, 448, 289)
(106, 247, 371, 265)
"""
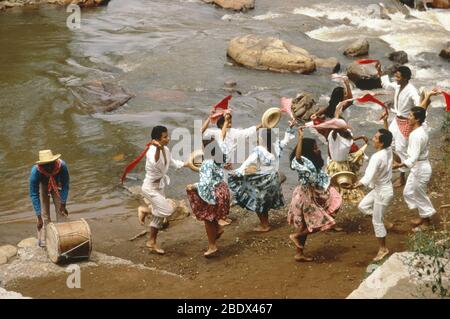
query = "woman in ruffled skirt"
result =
(288, 127, 342, 262)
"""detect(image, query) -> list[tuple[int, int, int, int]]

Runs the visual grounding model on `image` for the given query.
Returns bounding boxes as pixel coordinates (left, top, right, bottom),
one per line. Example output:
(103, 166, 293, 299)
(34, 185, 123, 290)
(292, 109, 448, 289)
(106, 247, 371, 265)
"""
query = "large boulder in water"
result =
(431, 0, 450, 8)
(69, 80, 134, 114)
(227, 35, 316, 74)
(388, 51, 408, 64)
(291, 92, 319, 121)
(203, 0, 255, 11)
(343, 38, 370, 57)
(346, 62, 382, 90)
(62, 0, 111, 7)
(439, 47, 450, 61)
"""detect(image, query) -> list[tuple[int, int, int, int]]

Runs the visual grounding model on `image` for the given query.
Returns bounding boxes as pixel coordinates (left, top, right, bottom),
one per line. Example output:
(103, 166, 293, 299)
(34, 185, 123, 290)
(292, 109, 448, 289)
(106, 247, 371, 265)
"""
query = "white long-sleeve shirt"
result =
(359, 147, 393, 189)
(404, 126, 429, 168)
(381, 75, 420, 118)
(142, 145, 184, 190)
(204, 126, 257, 162)
(235, 129, 295, 175)
(328, 130, 353, 162)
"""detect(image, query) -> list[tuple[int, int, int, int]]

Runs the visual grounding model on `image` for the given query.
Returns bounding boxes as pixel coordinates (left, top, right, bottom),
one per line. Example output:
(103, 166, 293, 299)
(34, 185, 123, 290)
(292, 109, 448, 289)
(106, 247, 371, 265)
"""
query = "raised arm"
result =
(376, 62, 397, 91)
(419, 88, 441, 110)
(201, 110, 215, 134)
(343, 77, 353, 100)
(295, 127, 304, 161)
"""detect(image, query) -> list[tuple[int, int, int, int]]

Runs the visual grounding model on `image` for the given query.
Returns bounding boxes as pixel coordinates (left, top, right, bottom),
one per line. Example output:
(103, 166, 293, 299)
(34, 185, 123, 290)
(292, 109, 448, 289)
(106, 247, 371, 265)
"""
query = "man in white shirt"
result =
(141, 125, 189, 254)
(354, 129, 394, 261)
(393, 107, 436, 231)
(375, 63, 436, 187)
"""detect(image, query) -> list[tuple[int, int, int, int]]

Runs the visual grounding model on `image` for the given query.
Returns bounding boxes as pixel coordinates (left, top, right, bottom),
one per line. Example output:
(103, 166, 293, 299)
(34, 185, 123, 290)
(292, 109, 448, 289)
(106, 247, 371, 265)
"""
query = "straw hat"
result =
(187, 150, 204, 172)
(36, 150, 61, 165)
(330, 171, 357, 189)
(262, 107, 281, 128)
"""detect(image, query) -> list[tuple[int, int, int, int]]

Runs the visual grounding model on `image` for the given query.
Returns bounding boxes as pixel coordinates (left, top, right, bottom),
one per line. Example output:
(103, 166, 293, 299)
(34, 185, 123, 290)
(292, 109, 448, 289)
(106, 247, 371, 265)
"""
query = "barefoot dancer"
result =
(186, 139, 230, 257)
(228, 124, 296, 232)
(392, 107, 436, 231)
(354, 129, 394, 262)
(140, 126, 189, 254)
(287, 128, 342, 262)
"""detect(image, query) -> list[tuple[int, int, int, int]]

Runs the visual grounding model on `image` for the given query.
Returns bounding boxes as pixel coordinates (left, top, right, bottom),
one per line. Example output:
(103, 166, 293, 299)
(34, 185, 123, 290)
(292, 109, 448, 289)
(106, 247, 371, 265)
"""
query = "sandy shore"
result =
(1, 132, 449, 298)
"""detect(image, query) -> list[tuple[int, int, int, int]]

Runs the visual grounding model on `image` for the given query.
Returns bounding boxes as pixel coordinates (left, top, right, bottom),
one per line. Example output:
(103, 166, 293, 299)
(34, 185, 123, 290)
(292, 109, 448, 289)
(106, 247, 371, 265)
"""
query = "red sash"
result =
(396, 117, 413, 139)
(37, 159, 62, 200)
(120, 141, 152, 184)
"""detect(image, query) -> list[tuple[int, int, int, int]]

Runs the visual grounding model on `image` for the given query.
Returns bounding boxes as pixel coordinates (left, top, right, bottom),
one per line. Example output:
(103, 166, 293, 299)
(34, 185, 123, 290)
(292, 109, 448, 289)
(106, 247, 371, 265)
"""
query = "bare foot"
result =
(216, 227, 224, 240)
(204, 247, 218, 258)
(218, 219, 231, 227)
(373, 248, 389, 261)
(145, 241, 165, 255)
(294, 254, 313, 262)
(253, 225, 271, 232)
(412, 224, 430, 233)
(393, 177, 405, 188)
(289, 234, 302, 249)
(410, 218, 423, 226)
(138, 206, 150, 226)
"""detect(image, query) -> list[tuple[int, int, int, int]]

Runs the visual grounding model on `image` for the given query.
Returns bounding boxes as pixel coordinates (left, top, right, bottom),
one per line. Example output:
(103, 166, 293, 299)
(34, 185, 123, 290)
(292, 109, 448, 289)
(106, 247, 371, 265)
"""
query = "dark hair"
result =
(377, 129, 393, 149)
(151, 125, 168, 140)
(216, 114, 232, 129)
(332, 129, 352, 140)
(290, 138, 324, 171)
(325, 87, 345, 118)
(410, 106, 426, 125)
(397, 66, 412, 81)
(202, 138, 225, 164)
(259, 128, 272, 154)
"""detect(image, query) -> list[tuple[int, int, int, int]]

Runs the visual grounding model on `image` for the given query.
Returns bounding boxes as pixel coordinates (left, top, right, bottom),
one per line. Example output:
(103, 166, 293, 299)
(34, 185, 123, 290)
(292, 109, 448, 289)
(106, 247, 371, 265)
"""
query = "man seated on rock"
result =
(375, 63, 437, 188)
(29, 150, 70, 247)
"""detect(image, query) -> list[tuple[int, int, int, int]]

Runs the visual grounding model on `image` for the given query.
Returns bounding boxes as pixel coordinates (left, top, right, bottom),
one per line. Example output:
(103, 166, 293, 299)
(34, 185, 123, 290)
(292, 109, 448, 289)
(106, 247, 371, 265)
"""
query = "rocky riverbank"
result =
(0, 0, 109, 11)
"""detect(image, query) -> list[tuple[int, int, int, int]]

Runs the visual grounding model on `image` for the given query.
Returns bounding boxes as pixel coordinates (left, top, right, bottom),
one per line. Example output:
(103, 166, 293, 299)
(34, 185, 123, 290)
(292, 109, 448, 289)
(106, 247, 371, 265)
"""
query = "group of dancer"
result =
(133, 62, 443, 262)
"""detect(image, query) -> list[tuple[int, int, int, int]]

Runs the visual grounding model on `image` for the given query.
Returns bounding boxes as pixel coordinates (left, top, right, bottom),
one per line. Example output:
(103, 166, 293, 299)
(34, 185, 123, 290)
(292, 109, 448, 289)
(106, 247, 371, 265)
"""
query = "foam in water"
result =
(253, 12, 284, 20)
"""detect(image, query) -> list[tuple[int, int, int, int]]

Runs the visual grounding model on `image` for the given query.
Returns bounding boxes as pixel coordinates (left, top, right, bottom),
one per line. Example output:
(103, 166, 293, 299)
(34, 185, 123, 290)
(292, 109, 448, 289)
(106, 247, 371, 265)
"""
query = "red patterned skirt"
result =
(186, 182, 230, 222)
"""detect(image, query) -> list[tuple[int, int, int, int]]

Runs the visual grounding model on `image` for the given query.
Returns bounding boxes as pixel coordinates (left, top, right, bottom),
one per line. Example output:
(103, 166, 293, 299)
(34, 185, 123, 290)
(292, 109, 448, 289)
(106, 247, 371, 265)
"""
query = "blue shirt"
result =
(29, 160, 70, 216)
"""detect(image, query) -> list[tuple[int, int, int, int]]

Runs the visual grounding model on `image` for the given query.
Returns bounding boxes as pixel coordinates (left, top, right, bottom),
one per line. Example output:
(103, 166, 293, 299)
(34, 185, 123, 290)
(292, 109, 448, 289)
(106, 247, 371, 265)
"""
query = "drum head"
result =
(45, 223, 60, 263)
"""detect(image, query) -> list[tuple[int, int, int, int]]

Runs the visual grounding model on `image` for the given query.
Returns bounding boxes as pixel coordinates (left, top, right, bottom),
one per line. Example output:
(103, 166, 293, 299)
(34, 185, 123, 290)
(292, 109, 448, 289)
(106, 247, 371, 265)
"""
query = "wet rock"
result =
(312, 57, 341, 73)
(398, 0, 415, 7)
(291, 92, 319, 121)
(69, 80, 134, 114)
(0, 245, 18, 261)
(62, 0, 111, 7)
(385, 63, 401, 77)
(224, 80, 237, 87)
(346, 62, 382, 90)
(388, 51, 408, 64)
(439, 47, 450, 61)
(0, 255, 7, 265)
(17, 238, 38, 248)
(431, 0, 450, 9)
(343, 38, 369, 57)
(203, 0, 255, 11)
(227, 35, 316, 74)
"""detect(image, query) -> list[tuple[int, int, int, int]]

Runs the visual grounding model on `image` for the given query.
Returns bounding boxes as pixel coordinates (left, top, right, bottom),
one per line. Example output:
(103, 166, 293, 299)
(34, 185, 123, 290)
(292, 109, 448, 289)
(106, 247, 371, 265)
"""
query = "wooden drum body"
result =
(46, 218, 92, 264)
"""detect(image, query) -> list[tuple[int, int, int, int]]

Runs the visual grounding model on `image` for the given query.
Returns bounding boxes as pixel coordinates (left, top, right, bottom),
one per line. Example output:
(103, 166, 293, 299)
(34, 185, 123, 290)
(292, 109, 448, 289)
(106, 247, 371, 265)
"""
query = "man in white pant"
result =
(354, 129, 394, 262)
(375, 63, 436, 187)
(393, 107, 436, 231)
(141, 125, 188, 254)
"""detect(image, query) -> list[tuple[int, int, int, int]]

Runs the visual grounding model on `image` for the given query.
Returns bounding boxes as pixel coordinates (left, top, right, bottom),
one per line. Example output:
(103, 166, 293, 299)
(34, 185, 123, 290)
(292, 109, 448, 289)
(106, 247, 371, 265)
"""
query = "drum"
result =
(46, 218, 92, 264)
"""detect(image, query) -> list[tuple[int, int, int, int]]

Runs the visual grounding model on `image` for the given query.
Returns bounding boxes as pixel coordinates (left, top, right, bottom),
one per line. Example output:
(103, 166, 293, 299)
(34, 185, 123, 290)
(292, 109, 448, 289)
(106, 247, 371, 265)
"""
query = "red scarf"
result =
(120, 141, 152, 184)
(396, 117, 413, 139)
(356, 59, 379, 65)
(210, 95, 232, 124)
(443, 91, 450, 112)
(37, 160, 62, 200)
(356, 94, 386, 108)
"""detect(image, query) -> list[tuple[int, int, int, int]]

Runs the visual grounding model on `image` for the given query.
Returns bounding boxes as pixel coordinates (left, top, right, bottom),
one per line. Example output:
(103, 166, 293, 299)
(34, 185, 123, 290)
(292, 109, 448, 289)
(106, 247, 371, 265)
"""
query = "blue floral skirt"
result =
(228, 171, 285, 214)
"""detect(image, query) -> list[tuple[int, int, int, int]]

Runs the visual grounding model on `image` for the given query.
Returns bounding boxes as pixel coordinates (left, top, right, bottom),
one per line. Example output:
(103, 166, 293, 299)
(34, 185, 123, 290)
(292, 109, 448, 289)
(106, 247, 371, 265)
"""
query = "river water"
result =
(0, 0, 448, 223)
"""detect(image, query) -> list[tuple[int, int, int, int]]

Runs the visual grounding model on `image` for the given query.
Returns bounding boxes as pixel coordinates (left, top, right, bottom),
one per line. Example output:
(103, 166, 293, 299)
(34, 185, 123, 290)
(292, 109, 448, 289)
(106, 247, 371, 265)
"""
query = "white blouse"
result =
(235, 129, 295, 175)
(328, 130, 353, 162)
(381, 75, 421, 118)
